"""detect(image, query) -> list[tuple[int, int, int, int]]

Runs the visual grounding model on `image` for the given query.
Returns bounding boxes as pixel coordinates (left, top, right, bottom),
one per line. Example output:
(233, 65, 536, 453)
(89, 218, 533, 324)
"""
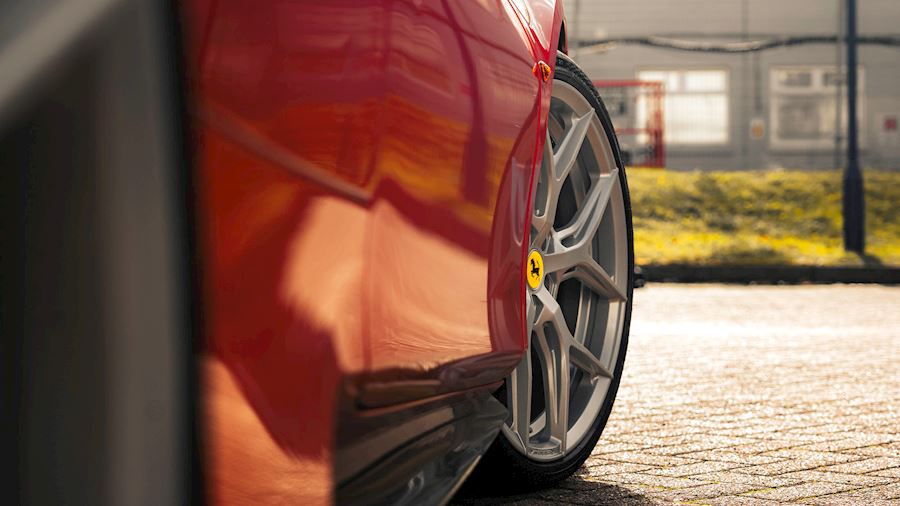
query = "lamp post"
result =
(843, 0, 865, 253)
(571, 0, 581, 60)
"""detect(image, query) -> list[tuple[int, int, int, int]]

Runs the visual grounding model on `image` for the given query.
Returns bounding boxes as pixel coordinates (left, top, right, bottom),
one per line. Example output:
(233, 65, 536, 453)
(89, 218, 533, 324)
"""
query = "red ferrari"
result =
(4, 0, 632, 504)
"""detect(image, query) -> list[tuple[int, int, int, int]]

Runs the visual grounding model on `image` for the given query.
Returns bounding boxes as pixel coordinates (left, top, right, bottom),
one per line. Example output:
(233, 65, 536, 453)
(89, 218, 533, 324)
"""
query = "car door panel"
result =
(362, 0, 543, 406)
(185, 0, 565, 501)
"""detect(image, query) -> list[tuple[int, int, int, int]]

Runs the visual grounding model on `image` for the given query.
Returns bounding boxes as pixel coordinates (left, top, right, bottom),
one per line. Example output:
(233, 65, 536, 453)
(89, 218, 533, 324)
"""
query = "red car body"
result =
(182, 0, 567, 502)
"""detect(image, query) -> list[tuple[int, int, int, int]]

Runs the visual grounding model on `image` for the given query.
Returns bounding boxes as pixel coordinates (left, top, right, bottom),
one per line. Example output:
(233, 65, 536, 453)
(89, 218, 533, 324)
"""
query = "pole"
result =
(834, 0, 844, 171)
(843, 0, 865, 253)
(741, 0, 749, 169)
(571, 0, 581, 60)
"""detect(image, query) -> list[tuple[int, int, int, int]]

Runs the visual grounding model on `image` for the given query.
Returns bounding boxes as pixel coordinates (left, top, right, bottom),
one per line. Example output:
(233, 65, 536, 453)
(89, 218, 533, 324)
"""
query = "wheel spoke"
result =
(552, 111, 593, 183)
(532, 131, 557, 246)
(507, 342, 533, 451)
(563, 257, 628, 302)
(572, 285, 591, 345)
(506, 294, 540, 453)
(558, 169, 618, 248)
(537, 287, 612, 381)
(541, 234, 583, 275)
(534, 285, 570, 339)
(532, 315, 568, 452)
(569, 332, 614, 379)
(533, 288, 572, 451)
(526, 289, 538, 326)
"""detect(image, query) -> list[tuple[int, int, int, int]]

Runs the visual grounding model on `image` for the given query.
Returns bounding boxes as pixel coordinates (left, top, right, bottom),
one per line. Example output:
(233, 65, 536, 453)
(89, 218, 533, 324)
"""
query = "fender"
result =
(520, 0, 568, 63)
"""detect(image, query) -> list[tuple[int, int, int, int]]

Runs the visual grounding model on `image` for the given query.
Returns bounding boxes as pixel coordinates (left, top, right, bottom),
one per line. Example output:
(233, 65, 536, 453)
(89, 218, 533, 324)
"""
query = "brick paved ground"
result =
(459, 284, 900, 505)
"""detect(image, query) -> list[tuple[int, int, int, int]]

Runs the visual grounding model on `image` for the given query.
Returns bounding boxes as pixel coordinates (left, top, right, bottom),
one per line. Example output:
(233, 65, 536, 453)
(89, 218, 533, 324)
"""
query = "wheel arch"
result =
(515, 0, 567, 64)
(558, 18, 568, 54)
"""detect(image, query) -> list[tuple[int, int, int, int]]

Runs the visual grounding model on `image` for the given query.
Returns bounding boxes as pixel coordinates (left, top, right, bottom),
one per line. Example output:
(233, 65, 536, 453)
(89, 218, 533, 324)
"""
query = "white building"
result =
(566, 0, 900, 170)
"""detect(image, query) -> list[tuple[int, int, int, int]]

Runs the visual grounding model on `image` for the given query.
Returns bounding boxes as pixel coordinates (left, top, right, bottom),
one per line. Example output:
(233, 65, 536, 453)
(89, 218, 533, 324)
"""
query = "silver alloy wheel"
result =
(500, 80, 629, 462)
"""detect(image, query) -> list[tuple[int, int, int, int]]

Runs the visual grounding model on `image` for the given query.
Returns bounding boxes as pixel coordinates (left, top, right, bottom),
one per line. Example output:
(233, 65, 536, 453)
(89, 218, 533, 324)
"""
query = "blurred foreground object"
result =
(1, 0, 195, 504)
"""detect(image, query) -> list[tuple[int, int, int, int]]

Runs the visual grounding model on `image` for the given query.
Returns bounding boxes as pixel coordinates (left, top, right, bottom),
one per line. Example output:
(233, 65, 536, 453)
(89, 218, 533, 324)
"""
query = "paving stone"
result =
(779, 469, 893, 486)
(583, 461, 656, 475)
(700, 496, 782, 505)
(870, 466, 900, 478)
(759, 432, 845, 444)
(795, 436, 898, 453)
(784, 426, 853, 437)
(727, 440, 806, 454)
(647, 482, 757, 502)
(606, 452, 699, 467)
(677, 449, 784, 465)
(601, 472, 712, 489)
(645, 460, 742, 477)
(640, 439, 759, 456)
(820, 457, 900, 474)
(801, 482, 900, 503)
(848, 443, 900, 457)
(532, 486, 664, 506)
(799, 496, 897, 506)
(612, 434, 694, 446)
(733, 459, 846, 476)
(630, 426, 713, 438)
(590, 441, 644, 454)
(759, 449, 862, 465)
(743, 481, 861, 501)
(873, 482, 900, 499)
(687, 471, 803, 488)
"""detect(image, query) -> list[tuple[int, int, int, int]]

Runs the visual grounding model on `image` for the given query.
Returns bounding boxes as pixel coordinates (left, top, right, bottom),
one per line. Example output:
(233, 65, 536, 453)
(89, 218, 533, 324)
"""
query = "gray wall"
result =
(564, 0, 900, 170)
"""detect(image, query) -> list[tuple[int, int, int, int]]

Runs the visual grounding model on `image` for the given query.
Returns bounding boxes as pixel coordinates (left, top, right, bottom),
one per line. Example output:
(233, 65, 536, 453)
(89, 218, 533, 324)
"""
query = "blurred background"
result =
(564, 0, 900, 271)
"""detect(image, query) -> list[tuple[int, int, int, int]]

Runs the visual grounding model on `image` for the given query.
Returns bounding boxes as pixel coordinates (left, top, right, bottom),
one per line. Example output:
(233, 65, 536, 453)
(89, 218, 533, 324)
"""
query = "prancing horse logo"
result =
(526, 250, 544, 290)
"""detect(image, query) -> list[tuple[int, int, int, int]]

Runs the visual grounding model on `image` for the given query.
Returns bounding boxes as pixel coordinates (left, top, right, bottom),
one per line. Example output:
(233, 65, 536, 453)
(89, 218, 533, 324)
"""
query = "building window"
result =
(637, 69, 729, 146)
(769, 66, 865, 150)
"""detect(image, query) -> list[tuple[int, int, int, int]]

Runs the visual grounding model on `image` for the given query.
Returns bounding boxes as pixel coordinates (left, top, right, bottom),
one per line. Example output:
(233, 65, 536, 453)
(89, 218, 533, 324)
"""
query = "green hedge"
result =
(627, 169, 900, 266)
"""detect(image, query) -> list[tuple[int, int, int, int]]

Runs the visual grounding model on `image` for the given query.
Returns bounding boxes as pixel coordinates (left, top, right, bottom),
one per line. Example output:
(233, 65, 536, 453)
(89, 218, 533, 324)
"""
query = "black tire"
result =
(463, 54, 634, 494)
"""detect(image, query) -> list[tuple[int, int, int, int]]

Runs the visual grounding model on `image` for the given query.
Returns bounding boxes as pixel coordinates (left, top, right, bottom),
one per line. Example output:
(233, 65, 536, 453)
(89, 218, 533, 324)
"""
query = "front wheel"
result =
(468, 54, 634, 492)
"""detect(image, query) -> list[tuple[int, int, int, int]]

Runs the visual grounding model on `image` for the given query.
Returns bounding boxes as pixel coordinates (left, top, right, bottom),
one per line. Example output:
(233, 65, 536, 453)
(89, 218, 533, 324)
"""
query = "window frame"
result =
(769, 65, 866, 151)
(636, 67, 732, 148)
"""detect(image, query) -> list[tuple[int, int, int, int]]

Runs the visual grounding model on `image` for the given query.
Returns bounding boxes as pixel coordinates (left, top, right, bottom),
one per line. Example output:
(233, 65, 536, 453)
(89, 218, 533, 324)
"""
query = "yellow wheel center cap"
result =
(526, 250, 544, 290)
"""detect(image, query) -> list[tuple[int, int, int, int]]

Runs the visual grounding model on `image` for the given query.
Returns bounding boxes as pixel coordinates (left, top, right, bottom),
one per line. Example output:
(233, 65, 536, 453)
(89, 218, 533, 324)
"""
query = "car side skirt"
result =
(335, 384, 507, 505)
